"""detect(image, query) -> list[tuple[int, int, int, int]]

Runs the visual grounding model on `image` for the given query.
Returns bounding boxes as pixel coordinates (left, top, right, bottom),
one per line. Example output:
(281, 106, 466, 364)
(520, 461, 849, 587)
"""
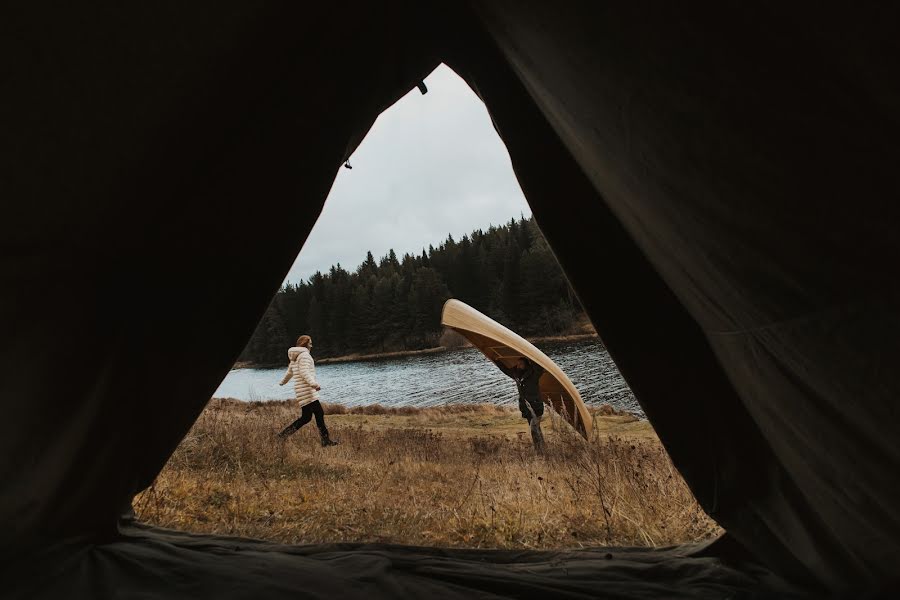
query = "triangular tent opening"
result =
(131, 65, 719, 552)
(4, 3, 898, 598)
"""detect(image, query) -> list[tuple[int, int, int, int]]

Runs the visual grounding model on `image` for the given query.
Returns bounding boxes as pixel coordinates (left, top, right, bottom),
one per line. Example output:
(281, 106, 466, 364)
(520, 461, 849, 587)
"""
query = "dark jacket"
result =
(497, 360, 545, 419)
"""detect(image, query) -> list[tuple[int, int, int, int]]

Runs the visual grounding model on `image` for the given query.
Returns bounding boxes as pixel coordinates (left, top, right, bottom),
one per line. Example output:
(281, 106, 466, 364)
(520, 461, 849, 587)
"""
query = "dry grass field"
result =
(135, 399, 721, 549)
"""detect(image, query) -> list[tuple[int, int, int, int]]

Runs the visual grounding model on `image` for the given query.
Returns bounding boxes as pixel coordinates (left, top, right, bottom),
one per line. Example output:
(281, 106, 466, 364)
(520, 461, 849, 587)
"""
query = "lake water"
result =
(216, 339, 643, 417)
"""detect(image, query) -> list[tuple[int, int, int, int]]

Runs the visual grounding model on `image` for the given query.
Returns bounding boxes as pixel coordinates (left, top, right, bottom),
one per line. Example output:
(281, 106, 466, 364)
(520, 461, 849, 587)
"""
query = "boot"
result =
(319, 428, 339, 447)
(277, 422, 299, 439)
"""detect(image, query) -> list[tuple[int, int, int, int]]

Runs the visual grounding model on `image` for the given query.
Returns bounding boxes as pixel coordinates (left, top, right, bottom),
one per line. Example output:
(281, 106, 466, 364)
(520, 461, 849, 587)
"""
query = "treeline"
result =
(240, 216, 589, 364)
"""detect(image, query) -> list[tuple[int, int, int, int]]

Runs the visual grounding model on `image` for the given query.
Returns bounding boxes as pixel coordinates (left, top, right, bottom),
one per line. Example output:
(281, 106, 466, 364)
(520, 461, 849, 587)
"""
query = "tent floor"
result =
(10, 523, 811, 599)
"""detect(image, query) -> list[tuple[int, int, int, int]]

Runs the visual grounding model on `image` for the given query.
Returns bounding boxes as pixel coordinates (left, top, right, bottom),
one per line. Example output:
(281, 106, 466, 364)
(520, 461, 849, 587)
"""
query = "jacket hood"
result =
(287, 346, 309, 361)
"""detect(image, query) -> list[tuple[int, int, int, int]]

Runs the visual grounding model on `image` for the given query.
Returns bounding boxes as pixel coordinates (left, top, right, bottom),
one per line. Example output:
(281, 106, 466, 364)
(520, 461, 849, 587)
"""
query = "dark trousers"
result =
(279, 400, 329, 438)
(519, 397, 546, 453)
(519, 396, 544, 422)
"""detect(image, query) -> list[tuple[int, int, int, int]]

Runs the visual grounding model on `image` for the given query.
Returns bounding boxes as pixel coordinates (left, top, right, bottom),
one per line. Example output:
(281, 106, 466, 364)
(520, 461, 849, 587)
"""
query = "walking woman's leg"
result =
(278, 404, 314, 438)
(312, 401, 327, 435)
(312, 401, 338, 446)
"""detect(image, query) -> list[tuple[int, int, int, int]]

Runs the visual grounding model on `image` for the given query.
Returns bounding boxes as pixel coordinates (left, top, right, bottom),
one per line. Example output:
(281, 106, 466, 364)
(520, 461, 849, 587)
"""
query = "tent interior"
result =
(2, 2, 898, 598)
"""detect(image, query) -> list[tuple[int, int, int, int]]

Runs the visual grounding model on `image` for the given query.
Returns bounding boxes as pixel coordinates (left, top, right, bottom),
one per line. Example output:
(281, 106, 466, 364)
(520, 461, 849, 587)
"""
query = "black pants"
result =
(279, 400, 329, 438)
(519, 396, 545, 453)
(519, 396, 544, 422)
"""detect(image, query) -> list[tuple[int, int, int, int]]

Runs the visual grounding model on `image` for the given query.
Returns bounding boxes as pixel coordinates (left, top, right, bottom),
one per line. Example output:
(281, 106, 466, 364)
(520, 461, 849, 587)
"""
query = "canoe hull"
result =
(440, 299, 593, 438)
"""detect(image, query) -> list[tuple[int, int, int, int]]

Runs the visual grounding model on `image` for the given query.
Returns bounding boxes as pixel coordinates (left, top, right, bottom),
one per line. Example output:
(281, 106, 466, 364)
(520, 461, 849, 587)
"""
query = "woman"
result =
(277, 335, 338, 446)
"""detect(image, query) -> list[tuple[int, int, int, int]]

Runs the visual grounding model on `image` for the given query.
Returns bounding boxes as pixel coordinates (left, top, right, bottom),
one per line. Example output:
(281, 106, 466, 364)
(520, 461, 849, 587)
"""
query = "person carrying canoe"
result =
(495, 356, 546, 453)
(277, 334, 338, 446)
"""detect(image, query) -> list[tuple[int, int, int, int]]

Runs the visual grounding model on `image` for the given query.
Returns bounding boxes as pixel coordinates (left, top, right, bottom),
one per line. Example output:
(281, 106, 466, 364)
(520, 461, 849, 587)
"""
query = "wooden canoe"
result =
(440, 299, 593, 438)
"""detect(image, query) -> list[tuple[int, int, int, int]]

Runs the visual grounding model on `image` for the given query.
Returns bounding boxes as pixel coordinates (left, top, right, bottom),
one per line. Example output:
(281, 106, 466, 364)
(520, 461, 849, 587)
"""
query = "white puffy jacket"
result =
(279, 346, 320, 407)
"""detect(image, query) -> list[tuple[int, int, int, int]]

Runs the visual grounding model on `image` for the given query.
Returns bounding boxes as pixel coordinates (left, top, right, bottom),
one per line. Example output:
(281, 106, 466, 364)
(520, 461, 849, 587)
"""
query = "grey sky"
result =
(284, 64, 531, 284)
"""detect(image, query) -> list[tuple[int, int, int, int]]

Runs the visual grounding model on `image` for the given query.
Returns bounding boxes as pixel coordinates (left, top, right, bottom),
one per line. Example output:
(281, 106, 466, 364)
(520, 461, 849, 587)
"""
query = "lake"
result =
(216, 339, 642, 417)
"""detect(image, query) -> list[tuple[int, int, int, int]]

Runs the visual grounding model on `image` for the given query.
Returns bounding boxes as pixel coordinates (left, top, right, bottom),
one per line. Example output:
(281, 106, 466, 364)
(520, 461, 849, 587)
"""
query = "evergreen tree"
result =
(358, 251, 377, 278)
(408, 267, 451, 345)
(238, 216, 589, 362)
(500, 237, 521, 326)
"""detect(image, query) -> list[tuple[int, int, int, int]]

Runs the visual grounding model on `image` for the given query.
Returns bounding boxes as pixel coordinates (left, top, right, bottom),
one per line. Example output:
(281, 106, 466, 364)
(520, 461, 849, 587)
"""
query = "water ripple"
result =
(215, 339, 643, 417)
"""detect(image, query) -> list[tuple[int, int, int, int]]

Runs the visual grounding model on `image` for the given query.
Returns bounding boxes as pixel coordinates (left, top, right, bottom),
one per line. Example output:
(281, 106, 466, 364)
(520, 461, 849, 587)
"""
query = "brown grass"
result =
(135, 399, 720, 549)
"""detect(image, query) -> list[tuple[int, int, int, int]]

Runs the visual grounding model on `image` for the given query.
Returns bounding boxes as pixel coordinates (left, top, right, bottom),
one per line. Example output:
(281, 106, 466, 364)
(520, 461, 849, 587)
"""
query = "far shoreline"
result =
(231, 332, 600, 370)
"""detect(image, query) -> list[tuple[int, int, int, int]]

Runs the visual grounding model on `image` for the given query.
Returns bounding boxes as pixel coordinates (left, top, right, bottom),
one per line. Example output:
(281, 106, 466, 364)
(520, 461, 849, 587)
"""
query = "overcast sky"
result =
(283, 64, 531, 284)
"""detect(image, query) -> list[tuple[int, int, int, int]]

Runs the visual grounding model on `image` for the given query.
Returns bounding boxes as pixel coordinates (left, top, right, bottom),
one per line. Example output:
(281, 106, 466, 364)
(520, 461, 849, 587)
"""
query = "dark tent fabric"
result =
(463, 3, 900, 590)
(2, 1, 898, 597)
(9, 522, 814, 600)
